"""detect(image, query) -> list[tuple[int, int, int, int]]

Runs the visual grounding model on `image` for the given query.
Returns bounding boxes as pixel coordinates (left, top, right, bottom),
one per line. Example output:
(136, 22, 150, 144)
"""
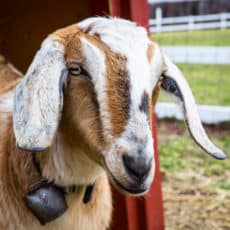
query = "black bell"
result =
(25, 181, 68, 225)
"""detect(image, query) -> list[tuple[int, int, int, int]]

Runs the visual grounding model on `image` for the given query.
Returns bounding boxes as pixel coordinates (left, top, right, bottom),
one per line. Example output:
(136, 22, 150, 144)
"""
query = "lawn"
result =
(151, 29, 230, 106)
(152, 29, 230, 46)
(159, 64, 230, 106)
(152, 29, 230, 228)
(158, 121, 230, 178)
(158, 120, 230, 229)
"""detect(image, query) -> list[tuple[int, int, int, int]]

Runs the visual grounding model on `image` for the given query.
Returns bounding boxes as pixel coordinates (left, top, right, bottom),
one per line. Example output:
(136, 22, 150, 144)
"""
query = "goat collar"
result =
(25, 152, 95, 225)
(31, 152, 78, 194)
(31, 152, 95, 198)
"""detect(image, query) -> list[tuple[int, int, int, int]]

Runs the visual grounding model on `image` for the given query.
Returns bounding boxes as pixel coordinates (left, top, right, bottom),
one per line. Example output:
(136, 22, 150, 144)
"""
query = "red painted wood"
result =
(92, 1, 165, 229)
(126, 197, 148, 230)
(126, 197, 140, 230)
(145, 115, 165, 230)
(111, 188, 129, 230)
(109, 0, 131, 19)
(109, 0, 149, 29)
(128, 0, 150, 29)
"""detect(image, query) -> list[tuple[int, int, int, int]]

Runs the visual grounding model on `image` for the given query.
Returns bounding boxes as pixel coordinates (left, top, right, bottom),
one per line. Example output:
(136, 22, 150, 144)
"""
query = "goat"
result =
(0, 17, 226, 229)
(0, 55, 22, 95)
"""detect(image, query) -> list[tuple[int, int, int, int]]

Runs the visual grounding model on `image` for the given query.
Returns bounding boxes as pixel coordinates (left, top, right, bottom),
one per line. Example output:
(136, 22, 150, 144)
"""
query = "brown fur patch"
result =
(59, 75, 105, 164)
(105, 51, 130, 137)
(0, 116, 40, 228)
(0, 56, 22, 95)
(65, 33, 86, 65)
(0, 55, 6, 65)
(0, 79, 21, 95)
(51, 24, 81, 46)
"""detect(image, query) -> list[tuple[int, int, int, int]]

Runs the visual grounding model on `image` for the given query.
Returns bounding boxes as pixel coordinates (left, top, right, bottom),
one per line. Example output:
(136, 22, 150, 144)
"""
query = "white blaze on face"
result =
(80, 37, 113, 140)
(79, 17, 156, 160)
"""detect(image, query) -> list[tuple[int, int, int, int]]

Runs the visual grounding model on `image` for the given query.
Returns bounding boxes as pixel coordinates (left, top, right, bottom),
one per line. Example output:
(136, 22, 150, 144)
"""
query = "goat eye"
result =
(69, 65, 82, 76)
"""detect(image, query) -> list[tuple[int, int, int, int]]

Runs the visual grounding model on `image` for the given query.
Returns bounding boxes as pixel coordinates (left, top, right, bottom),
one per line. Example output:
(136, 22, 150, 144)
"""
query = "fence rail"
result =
(162, 46, 230, 64)
(156, 102, 230, 124)
(150, 8, 230, 33)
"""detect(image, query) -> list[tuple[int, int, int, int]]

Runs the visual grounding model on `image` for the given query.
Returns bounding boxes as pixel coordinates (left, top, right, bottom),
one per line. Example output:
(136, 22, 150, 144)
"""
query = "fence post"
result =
(188, 16, 194, 31)
(156, 7, 162, 33)
(220, 13, 227, 29)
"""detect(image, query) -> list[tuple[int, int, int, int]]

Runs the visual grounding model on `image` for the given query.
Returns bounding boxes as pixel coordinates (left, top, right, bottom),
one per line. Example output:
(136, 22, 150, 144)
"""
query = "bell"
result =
(25, 181, 68, 225)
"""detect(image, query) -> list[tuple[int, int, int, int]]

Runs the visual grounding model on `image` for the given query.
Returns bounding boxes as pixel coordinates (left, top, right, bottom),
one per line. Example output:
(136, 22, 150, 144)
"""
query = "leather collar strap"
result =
(26, 152, 95, 225)
(31, 152, 95, 200)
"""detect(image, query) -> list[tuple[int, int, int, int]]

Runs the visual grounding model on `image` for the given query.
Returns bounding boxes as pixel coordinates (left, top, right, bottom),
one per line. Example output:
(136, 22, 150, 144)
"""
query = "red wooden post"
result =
(109, 0, 149, 28)
(91, 0, 165, 229)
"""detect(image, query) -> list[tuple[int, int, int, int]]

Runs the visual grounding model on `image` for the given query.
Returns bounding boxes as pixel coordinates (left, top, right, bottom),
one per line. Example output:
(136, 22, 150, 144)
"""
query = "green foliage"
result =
(152, 29, 230, 46)
(159, 64, 230, 105)
(159, 128, 230, 175)
(218, 183, 230, 190)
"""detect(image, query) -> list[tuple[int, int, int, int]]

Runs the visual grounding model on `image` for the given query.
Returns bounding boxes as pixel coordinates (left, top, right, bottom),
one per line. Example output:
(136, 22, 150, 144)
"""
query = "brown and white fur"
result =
(0, 17, 226, 229)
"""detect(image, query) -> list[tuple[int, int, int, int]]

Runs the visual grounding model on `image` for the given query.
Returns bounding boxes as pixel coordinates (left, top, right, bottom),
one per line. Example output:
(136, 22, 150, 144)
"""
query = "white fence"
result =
(162, 46, 230, 64)
(150, 8, 230, 33)
(156, 102, 230, 124)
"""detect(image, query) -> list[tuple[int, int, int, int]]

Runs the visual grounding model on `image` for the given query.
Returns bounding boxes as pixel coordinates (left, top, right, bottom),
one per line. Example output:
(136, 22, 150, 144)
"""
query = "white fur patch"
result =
(80, 37, 113, 140)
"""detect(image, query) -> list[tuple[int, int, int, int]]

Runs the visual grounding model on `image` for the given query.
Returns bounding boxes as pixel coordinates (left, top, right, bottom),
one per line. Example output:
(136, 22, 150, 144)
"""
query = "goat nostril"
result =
(122, 155, 151, 182)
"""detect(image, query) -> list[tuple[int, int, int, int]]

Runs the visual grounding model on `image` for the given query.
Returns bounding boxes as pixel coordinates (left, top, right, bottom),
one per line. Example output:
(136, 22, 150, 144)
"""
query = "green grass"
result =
(159, 64, 230, 106)
(152, 29, 230, 46)
(152, 29, 230, 105)
(159, 128, 230, 176)
(218, 182, 230, 190)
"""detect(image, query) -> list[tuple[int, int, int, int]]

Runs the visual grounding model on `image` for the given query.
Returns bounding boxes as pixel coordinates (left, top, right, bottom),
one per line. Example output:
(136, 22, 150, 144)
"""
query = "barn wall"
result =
(0, 0, 91, 72)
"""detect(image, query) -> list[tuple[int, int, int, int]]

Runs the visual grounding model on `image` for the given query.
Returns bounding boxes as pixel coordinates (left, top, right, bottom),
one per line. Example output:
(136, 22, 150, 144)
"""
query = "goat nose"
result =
(122, 155, 151, 182)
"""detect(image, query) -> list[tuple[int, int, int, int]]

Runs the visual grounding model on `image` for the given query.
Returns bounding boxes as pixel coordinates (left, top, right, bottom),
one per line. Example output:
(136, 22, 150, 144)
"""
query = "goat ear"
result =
(13, 38, 68, 151)
(161, 55, 226, 160)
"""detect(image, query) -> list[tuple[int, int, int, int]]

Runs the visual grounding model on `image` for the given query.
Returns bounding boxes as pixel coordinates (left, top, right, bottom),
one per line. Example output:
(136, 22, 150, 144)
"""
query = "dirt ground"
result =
(157, 120, 230, 230)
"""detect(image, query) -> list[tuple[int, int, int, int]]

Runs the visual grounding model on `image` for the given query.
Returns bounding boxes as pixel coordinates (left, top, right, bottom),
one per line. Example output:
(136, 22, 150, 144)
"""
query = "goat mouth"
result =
(108, 171, 148, 195)
(102, 158, 148, 195)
